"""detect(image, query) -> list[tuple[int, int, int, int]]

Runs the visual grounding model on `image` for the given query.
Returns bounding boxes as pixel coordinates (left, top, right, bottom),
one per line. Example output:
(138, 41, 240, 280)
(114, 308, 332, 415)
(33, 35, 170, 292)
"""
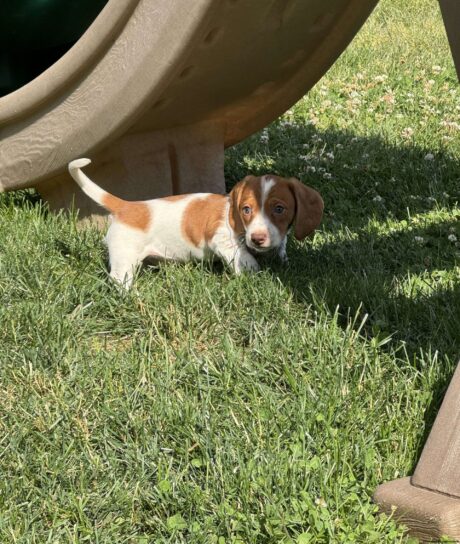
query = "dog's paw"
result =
(234, 252, 260, 274)
(279, 252, 289, 265)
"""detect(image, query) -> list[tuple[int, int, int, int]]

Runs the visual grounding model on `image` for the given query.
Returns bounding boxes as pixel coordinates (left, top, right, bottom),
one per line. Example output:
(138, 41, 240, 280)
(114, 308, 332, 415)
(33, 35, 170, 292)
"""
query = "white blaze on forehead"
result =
(261, 176, 275, 206)
(245, 175, 283, 249)
(247, 176, 275, 235)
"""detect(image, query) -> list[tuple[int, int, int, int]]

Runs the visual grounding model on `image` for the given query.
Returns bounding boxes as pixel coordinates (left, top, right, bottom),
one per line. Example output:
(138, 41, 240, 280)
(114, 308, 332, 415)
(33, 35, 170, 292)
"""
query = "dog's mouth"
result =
(246, 242, 276, 254)
(239, 233, 277, 254)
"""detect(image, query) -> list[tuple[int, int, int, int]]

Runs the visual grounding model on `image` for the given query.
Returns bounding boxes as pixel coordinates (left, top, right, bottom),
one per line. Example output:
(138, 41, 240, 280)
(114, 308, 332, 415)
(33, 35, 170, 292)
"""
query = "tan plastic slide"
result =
(0, 0, 378, 221)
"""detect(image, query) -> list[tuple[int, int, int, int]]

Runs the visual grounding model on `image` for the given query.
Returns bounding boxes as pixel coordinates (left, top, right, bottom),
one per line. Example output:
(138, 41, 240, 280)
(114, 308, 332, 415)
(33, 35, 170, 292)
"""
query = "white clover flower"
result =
(441, 120, 460, 131)
(448, 234, 458, 243)
(424, 153, 434, 161)
(306, 165, 316, 173)
(280, 119, 295, 128)
(401, 127, 414, 138)
(432, 65, 442, 73)
(373, 195, 383, 202)
(414, 236, 424, 244)
(374, 75, 387, 83)
(381, 93, 395, 104)
(315, 497, 327, 508)
(323, 172, 332, 180)
(260, 129, 269, 143)
(325, 152, 335, 160)
(427, 196, 436, 203)
(427, 79, 435, 85)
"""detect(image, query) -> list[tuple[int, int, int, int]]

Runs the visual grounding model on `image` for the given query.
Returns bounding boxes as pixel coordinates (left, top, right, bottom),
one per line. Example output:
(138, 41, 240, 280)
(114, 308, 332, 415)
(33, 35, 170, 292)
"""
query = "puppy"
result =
(68, 158, 323, 288)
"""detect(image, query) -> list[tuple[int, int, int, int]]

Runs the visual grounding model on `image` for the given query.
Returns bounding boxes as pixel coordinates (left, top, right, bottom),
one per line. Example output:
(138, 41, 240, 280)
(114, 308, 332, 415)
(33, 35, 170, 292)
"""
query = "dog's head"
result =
(229, 175, 323, 253)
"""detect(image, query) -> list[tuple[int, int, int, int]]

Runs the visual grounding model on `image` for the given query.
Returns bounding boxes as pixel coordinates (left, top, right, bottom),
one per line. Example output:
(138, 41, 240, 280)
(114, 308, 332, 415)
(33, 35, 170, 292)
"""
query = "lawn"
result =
(1, 0, 459, 542)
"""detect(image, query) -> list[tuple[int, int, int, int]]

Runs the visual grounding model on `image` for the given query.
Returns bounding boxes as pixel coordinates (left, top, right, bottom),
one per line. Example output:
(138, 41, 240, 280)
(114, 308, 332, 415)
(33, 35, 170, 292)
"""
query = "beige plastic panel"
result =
(439, 0, 460, 80)
(412, 362, 460, 497)
(374, 477, 460, 542)
(0, 0, 378, 216)
(374, 363, 460, 541)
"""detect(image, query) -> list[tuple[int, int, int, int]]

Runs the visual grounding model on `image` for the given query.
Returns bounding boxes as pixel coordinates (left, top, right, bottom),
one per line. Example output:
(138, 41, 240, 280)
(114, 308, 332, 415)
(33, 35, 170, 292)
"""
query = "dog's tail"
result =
(68, 158, 120, 212)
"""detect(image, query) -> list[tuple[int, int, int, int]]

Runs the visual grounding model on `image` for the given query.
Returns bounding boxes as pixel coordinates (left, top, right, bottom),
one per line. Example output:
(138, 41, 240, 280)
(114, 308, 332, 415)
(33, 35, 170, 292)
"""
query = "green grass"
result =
(1, 0, 459, 542)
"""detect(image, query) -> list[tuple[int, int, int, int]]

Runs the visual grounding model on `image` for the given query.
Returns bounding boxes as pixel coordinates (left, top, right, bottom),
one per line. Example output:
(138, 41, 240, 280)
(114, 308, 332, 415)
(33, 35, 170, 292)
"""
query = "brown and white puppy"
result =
(68, 158, 323, 288)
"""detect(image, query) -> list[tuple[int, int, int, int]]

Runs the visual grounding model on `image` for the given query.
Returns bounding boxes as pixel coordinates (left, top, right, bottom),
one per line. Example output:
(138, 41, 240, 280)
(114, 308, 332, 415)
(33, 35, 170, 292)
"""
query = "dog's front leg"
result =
(105, 223, 151, 289)
(278, 237, 289, 265)
(234, 248, 260, 274)
(218, 245, 260, 274)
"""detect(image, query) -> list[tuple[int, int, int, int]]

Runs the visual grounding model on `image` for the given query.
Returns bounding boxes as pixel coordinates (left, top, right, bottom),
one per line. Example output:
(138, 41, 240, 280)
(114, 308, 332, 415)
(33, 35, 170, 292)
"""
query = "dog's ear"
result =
(288, 178, 324, 240)
(229, 177, 250, 235)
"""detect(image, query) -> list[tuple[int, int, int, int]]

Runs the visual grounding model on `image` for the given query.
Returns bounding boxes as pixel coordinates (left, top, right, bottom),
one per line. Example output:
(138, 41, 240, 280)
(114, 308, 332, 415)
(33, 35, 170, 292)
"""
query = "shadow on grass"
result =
(0, 188, 43, 208)
(227, 124, 459, 358)
(226, 123, 459, 227)
(228, 124, 459, 453)
(276, 216, 459, 357)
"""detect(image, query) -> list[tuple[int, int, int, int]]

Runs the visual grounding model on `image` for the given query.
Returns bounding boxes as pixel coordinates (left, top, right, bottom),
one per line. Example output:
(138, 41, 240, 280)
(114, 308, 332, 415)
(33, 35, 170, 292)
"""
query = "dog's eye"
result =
(242, 206, 252, 215)
(274, 205, 285, 214)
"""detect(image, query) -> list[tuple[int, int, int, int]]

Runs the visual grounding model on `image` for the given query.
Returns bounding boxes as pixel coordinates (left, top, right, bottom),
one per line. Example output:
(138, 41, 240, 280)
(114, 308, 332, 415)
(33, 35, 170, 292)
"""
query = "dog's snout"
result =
(251, 231, 268, 246)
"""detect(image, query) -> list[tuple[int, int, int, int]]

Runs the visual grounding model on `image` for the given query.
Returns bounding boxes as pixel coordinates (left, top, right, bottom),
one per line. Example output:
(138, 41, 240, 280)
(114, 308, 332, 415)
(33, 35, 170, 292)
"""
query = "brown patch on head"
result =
(262, 176, 297, 237)
(102, 193, 151, 231)
(229, 176, 263, 235)
(182, 194, 227, 247)
(229, 174, 323, 241)
(286, 177, 324, 239)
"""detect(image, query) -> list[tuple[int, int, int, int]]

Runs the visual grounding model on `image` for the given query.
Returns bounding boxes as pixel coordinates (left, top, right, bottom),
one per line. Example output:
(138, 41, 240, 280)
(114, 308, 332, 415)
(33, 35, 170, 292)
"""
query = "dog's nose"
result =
(251, 231, 268, 246)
